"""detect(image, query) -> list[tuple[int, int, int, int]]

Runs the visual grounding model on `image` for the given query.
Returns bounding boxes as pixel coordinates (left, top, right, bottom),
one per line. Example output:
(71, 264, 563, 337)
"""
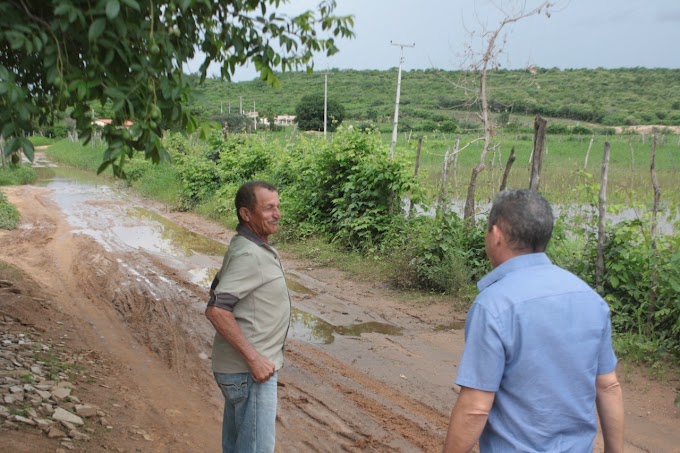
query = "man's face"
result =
(242, 187, 281, 241)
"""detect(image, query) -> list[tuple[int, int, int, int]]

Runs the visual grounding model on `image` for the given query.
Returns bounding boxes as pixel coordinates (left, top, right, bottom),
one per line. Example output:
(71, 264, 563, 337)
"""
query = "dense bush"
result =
(559, 205, 680, 359)
(384, 212, 488, 294)
(174, 153, 221, 210)
(0, 164, 36, 186)
(277, 127, 420, 250)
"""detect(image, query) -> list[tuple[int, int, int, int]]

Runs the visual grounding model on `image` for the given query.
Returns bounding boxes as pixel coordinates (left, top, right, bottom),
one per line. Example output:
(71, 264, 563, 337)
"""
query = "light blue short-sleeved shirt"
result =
(455, 253, 617, 452)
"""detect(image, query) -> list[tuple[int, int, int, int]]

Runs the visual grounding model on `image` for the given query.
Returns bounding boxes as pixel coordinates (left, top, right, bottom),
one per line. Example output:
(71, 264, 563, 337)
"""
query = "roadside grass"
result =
(28, 135, 58, 147)
(0, 164, 37, 186)
(0, 191, 20, 229)
(45, 140, 106, 172)
(614, 333, 680, 374)
(129, 162, 181, 206)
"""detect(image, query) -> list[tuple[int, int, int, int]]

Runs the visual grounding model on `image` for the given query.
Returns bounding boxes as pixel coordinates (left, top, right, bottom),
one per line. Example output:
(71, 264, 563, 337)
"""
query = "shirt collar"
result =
(236, 223, 265, 246)
(477, 253, 552, 292)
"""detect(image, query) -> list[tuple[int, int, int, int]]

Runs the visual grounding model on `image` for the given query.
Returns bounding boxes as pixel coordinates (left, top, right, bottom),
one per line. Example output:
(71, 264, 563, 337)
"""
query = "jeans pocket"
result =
(215, 373, 249, 404)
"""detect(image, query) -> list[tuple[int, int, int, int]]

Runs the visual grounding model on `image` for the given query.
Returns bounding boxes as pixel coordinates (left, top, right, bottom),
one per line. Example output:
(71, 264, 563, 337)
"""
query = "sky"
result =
(193, 0, 680, 81)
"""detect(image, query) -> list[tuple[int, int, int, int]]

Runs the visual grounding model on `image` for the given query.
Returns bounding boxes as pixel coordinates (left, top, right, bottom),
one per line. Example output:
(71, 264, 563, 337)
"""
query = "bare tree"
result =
(461, 1, 555, 222)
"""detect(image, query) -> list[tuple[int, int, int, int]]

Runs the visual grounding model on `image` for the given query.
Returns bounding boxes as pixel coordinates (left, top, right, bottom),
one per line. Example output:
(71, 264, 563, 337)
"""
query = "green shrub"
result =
(174, 153, 221, 210)
(0, 192, 20, 229)
(215, 135, 272, 183)
(123, 157, 153, 183)
(383, 212, 488, 294)
(547, 123, 569, 134)
(0, 165, 37, 186)
(571, 125, 592, 135)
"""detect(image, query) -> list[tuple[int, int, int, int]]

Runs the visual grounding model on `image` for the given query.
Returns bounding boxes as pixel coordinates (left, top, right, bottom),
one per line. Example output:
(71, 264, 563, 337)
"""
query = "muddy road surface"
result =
(0, 160, 678, 452)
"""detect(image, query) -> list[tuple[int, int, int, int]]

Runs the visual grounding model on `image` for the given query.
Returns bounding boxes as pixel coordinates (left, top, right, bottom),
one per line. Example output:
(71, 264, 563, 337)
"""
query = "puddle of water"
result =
(286, 277, 317, 296)
(289, 307, 402, 345)
(34, 164, 227, 287)
(127, 207, 228, 257)
(435, 321, 466, 331)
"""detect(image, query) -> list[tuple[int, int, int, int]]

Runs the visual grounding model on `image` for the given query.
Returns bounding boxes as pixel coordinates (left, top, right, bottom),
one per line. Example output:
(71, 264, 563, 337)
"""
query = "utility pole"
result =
(239, 96, 243, 115)
(253, 101, 257, 130)
(324, 72, 328, 137)
(389, 41, 415, 159)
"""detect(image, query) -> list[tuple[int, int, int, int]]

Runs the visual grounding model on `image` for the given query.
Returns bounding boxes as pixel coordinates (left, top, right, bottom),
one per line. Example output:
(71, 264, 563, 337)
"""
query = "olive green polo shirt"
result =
(209, 225, 291, 374)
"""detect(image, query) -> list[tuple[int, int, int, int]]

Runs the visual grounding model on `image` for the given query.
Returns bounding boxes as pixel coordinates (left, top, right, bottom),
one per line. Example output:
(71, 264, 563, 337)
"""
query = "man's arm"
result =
(442, 386, 495, 453)
(596, 371, 624, 453)
(205, 306, 275, 383)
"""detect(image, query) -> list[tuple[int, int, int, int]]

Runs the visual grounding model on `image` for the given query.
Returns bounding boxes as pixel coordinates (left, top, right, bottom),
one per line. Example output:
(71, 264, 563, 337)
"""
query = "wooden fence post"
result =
(649, 135, 661, 336)
(500, 146, 516, 191)
(596, 141, 611, 291)
(529, 115, 547, 191)
(407, 137, 423, 218)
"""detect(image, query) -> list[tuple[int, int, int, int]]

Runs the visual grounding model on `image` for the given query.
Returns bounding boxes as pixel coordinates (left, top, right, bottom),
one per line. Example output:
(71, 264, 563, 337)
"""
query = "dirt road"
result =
(0, 162, 678, 452)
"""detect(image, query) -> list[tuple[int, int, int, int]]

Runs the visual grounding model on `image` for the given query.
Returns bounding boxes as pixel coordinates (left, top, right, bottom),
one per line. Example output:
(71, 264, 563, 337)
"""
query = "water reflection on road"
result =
(35, 165, 226, 287)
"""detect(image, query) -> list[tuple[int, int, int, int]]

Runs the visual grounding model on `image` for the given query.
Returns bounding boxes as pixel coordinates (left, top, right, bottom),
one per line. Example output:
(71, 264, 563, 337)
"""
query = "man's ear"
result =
(489, 224, 503, 246)
(239, 206, 251, 223)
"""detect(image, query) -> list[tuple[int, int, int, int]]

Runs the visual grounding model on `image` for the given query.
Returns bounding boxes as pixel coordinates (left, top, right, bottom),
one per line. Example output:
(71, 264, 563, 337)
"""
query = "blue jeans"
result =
(214, 371, 278, 453)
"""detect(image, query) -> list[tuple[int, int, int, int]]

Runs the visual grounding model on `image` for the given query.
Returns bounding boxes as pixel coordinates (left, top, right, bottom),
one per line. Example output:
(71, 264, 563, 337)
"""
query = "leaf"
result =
(120, 0, 140, 11)
(106, 0, 121, 20)
(20, 138, 34, 162)
(89, 18, 107, 41)
(610, 275, 619, 288)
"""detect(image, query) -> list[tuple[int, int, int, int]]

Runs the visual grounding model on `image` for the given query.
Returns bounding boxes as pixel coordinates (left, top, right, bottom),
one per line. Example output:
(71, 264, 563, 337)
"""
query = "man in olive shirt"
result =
(206, 181, 291, 453)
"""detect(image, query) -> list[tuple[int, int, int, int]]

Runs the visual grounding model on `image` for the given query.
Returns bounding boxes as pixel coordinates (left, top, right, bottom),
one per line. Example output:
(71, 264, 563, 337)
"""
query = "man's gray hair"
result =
(488, 189, 554, 253)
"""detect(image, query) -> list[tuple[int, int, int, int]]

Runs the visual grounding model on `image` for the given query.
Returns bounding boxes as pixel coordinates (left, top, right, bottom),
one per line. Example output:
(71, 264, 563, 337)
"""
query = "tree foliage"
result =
(0, 0, 354, 176)
(294, 93, 345, 132)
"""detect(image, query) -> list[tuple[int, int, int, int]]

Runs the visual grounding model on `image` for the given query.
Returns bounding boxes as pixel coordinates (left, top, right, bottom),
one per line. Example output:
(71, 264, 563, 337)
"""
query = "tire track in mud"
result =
(280, 340, 449, 452)
(70, 235, 209, 380)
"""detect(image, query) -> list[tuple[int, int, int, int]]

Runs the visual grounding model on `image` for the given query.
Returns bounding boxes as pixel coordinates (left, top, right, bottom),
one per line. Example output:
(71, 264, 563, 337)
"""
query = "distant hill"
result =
(189, 67, 680, 131)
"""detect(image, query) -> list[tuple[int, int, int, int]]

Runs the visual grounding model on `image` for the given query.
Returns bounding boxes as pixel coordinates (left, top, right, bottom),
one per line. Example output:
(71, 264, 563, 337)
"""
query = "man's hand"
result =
(206, 305, 276, 383)
(248, 354, 276, 383)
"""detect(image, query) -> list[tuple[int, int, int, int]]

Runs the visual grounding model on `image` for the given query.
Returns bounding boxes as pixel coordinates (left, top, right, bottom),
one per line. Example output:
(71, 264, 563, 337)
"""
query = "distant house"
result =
(274, 114, 296, 126)
(93, 119, 133, 128)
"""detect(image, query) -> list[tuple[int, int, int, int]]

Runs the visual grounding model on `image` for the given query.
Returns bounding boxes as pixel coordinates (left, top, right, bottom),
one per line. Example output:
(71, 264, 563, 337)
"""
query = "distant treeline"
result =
(188, 67, 680, 131)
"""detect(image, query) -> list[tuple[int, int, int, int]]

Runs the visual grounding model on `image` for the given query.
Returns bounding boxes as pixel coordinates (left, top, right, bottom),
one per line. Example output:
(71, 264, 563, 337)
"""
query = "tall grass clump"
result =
(0, 191, 20, 229)
(0, 165, 36, 186)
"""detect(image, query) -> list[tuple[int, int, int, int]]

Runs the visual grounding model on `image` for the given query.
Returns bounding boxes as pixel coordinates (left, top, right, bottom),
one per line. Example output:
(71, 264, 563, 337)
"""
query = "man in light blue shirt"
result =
(443, 190, 624, 452)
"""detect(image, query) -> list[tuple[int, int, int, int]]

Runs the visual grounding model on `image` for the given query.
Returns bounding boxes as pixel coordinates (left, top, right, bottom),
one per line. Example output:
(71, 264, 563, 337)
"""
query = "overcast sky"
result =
(194, 0, 680, 81)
